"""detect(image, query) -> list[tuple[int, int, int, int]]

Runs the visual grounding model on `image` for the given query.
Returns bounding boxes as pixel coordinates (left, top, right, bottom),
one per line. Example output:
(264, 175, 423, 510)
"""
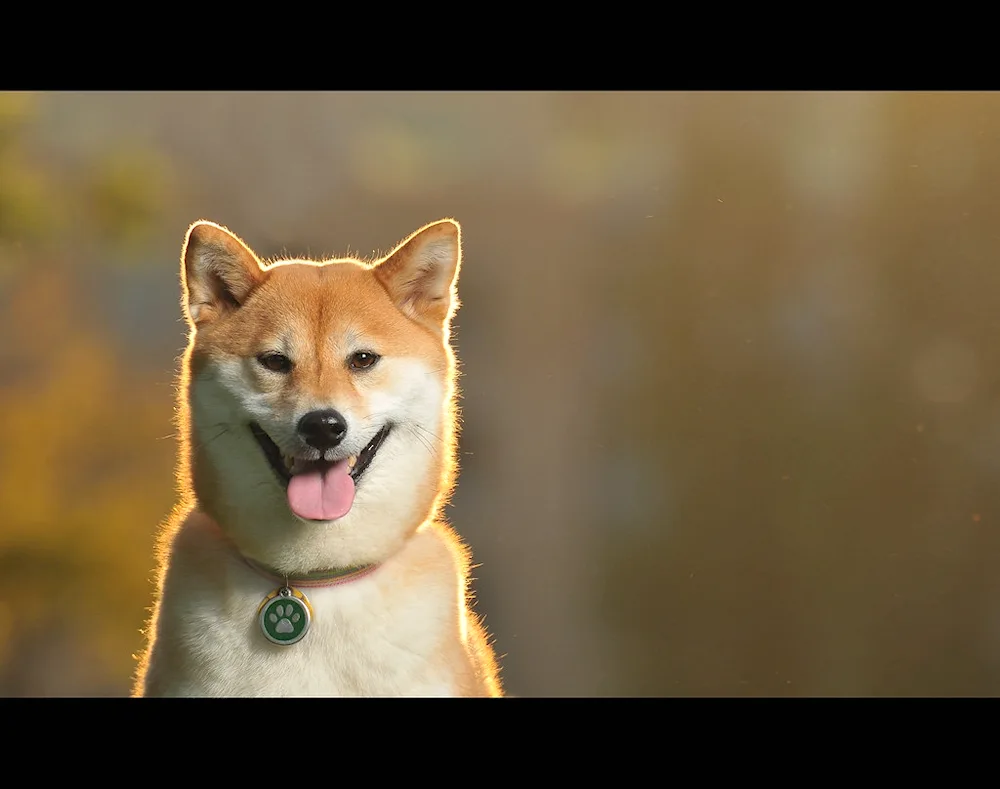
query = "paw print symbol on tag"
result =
(271, 604, 300, 632)
(259, 589, 311, 645)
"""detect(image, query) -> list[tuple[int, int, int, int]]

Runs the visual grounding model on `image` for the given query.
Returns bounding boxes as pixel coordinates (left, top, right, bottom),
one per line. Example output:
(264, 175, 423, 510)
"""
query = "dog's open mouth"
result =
(249, 422, 392, 522)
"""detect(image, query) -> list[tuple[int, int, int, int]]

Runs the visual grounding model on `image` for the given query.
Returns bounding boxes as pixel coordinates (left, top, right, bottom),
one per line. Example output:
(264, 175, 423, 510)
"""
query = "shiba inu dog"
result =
(133, 218, 502, 697)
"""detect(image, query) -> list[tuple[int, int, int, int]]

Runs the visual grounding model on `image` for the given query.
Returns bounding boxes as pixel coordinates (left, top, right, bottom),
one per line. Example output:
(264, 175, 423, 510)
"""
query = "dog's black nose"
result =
(297, 409, 348, 451)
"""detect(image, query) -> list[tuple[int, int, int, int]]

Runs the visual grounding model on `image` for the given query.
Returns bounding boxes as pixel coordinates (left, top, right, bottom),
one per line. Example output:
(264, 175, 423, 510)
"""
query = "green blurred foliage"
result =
(85, 147, 173, 253)
(0, 92, 172, 256)
(0, 94, 64, 245)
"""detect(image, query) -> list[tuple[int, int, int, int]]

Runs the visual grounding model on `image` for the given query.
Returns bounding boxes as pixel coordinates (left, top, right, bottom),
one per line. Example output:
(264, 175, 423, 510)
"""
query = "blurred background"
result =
(1, 91, 999, 696)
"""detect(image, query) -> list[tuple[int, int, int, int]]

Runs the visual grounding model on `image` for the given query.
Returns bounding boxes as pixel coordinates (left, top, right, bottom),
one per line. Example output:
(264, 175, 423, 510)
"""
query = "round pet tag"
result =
(258, 586, 312, 646)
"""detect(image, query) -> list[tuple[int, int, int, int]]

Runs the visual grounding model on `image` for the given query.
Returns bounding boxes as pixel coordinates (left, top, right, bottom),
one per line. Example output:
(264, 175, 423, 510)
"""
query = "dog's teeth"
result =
(347, 455, 357, 469)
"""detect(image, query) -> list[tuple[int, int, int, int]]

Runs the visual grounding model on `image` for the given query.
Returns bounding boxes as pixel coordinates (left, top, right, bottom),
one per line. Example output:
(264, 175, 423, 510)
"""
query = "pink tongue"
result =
(286, 459, 356, 521)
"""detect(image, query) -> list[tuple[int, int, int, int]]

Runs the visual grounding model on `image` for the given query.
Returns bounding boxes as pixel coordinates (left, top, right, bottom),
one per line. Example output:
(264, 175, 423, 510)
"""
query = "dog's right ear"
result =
(181, 221, 265, 327)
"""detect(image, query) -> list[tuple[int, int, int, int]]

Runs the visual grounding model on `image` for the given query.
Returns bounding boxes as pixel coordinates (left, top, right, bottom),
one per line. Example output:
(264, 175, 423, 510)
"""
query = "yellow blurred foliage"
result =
(0, 92, 36, 146)
(0, 267, 176, 691)
(0, 92, 177, 694)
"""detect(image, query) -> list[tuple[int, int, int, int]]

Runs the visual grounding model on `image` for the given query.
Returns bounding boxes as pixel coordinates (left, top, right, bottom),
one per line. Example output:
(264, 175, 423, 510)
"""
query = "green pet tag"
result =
(258, 586, 312, 646)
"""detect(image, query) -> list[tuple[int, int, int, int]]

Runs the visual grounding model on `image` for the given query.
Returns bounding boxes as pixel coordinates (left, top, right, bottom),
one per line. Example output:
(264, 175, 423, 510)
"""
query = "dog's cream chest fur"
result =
(143, 513, 467, 697)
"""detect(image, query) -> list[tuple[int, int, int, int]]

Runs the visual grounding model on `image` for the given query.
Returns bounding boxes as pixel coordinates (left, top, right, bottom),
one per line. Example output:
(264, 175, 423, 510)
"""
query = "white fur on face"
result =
(189, 352, 447, 572)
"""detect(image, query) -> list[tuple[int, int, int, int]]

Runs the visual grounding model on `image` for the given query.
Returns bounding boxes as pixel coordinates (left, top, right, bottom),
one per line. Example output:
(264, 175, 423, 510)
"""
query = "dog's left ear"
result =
(374, 219, 461, 330)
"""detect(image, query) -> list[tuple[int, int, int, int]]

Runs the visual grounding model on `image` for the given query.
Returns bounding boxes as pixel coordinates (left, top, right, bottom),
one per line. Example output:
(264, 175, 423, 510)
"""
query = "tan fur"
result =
(133, 218, 502, 697)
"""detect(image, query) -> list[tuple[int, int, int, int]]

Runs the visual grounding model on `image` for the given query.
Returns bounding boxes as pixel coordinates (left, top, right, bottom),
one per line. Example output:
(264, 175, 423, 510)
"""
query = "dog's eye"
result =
(257, 353, 293, 374)
(349, 351, 380, 370)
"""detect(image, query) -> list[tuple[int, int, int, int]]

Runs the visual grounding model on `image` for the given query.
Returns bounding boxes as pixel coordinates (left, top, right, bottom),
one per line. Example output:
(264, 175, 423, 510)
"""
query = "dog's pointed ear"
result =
(181, 221, 266, 327)
(373, 219, 461, 330)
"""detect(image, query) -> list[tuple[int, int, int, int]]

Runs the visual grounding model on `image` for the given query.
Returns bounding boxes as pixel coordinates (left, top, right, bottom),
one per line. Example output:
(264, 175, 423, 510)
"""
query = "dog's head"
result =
(178, 219, 462, 572)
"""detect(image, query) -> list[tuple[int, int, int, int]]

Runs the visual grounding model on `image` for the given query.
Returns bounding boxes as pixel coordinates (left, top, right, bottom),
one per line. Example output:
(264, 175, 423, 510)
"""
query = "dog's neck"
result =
(240, 552, 380, 588)
(208, 518, 381, 588)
